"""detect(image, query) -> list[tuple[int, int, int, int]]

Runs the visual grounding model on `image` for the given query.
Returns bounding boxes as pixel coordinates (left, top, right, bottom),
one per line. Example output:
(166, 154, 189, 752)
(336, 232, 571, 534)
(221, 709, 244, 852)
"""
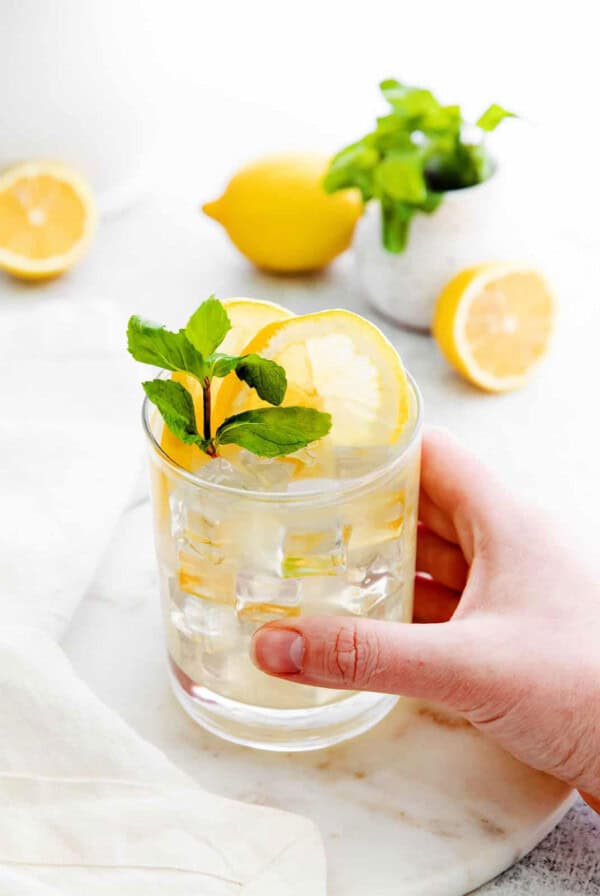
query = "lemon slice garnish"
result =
(214, 309, 410, 447)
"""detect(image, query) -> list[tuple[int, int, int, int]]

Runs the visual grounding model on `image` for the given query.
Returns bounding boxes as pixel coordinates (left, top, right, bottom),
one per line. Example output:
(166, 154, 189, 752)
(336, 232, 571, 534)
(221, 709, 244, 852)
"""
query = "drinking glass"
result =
(143, 374, 422, 750)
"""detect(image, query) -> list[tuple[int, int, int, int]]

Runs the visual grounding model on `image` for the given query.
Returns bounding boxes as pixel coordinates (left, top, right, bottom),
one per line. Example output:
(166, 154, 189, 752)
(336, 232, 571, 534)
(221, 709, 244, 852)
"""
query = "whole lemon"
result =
(203, 153, 362, 273)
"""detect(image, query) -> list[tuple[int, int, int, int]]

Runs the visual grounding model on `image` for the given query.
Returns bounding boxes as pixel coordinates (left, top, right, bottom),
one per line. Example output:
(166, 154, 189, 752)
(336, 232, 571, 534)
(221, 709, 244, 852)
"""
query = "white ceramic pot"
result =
(0, 0, 162, 214)
(353, 169, 524, 331)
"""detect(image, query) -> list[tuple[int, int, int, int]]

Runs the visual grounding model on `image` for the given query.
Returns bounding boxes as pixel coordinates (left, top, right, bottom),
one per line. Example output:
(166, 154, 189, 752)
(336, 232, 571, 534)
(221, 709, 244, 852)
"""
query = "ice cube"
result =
(296, 574, 346, 614)
(286, 444, 336, 479)
(177, 545, 236, 605)
(282, 523, 351, 577)
(235, 570, 301, 622)
(334, 445, 394, 480)
(170, 592, 237, 646)
(200, 457, 252, 488)
(199, 454, 294, 493)
(343, 553, 405, 618)
(349, 487, 405, 550)
(235, 450, 295, 491)
(167, 579, 240, 683)
(170, 485, 233, 565)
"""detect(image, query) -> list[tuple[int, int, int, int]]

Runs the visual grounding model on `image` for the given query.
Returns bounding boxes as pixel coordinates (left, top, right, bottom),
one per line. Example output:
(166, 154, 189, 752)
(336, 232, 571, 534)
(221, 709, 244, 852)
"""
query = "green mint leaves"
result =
(142, 379, 207, 449)
(203, 352, 286, 404)
(476, 103, 516, 133)
(128, 296, 331, 459)
(185, 295, 231, 357)
(127, 318, 206, 380)
(324, 79, 517, 253)
(216, 407, 332, 458)
(234, 354, 287, 406)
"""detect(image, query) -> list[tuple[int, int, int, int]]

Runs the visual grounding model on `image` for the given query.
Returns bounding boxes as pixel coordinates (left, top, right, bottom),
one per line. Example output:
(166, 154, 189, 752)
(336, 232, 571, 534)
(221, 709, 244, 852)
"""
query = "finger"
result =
(421, 427, 508, 557)
(418, 489, 459, 544)
(413, 574, 460, 623)
(251, 616, 480, 707)
(416, 525, 468, 591)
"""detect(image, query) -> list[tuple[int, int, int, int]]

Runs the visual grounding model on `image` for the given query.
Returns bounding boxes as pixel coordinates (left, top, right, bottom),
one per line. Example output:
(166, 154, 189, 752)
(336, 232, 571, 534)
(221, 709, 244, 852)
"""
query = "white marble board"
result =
(63, 499, 573, 895)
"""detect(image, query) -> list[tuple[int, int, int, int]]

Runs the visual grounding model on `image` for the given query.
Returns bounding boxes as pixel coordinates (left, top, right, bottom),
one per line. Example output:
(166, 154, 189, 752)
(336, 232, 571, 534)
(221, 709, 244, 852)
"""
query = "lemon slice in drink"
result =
(433, 263, 555, 392)
(0, 161, 96, 279)
(214, 309, 410, 447)
(160, 298, 294, 471)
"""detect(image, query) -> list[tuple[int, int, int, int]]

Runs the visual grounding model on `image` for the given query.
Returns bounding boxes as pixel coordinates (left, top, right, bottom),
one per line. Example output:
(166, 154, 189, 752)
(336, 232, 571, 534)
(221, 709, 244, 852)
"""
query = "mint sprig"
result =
(216, 407, 331, 458)
(324, 79, 516, 253)
(128, 296, 331, 459)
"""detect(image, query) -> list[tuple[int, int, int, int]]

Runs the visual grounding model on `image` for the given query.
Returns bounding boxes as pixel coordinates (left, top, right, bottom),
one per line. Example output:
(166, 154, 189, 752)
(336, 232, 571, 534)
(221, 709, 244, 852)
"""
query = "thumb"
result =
(251, 616, 482, 709)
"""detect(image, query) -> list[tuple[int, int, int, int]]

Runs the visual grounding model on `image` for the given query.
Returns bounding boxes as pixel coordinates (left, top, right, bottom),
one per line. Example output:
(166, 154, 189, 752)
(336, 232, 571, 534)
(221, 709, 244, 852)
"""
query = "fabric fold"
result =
(0, 300, 327, 894)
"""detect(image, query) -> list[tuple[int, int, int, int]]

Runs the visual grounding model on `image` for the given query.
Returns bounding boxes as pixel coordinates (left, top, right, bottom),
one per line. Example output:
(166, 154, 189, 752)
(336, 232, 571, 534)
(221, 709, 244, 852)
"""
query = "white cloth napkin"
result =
(0, 299, 326, 894)
(0, 299, 142, 636)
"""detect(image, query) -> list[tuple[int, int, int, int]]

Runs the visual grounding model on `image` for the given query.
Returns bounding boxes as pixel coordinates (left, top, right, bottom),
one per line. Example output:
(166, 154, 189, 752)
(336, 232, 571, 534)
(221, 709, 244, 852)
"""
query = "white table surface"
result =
(3, 179, 599, 893)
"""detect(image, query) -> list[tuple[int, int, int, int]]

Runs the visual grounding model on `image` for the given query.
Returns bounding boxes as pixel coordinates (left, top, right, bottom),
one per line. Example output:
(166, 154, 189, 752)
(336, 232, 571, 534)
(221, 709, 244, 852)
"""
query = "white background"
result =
(1, 0, 598, 540)
(4, 0, 598, 227)
(146, 0, 599, 230)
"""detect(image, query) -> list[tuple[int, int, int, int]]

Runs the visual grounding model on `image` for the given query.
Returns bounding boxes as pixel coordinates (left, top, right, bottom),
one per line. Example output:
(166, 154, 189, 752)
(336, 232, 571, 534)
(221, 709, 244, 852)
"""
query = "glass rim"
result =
(142, 369, 423, 504)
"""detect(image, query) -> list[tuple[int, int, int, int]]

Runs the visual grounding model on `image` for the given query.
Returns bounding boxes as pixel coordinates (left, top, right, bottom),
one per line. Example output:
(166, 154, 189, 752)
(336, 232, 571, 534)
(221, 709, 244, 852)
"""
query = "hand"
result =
(251, 428, 600, 808)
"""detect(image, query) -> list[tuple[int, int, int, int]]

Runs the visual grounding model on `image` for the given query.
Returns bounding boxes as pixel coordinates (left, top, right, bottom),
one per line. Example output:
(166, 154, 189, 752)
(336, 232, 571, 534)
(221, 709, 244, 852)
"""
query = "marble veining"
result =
(64, 499, 574, 896)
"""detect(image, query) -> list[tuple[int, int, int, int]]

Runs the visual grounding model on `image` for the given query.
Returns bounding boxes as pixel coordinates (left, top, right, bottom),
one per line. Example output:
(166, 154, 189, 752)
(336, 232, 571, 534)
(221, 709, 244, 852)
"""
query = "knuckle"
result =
(328, 622, 381, 687)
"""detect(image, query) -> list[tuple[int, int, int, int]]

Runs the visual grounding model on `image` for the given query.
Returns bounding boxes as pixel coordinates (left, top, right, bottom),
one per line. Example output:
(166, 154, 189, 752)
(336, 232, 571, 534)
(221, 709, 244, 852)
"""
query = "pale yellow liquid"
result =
(151, 437, 420, 712)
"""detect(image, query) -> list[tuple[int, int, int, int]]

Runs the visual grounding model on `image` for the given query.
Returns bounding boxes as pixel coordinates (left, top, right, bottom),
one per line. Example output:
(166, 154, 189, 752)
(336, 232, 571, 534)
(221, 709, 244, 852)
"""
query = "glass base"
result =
(168, 662, 398, 752)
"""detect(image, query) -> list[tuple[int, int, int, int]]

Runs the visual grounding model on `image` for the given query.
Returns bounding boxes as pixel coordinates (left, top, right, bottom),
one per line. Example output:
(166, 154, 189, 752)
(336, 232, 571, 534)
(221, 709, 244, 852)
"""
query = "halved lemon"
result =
(0, 161, 96, 279)
(160, 298, 294, 472)
(214, 309, 410, 447)
(433, 263, 555, 392)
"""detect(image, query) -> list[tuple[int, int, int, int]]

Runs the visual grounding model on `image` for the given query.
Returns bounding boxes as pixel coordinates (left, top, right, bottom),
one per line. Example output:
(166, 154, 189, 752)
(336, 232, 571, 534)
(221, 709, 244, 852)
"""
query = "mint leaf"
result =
(185, 296, 231, 357)
(208, 352, 287, 404)
(374, 152, 427, 203)
(216, 407, 331, 458)
(379, 78, 405, 102)
(127, 317, 205, 380)
(422, 104, 462, 136)
(380, 81, 441, 125)
(235, 354, 287, 405)
(209, 353, 240, 378)
(143, 379, 206, 448)
(477, 104, 516, 132)
(323, 141, 378, 197)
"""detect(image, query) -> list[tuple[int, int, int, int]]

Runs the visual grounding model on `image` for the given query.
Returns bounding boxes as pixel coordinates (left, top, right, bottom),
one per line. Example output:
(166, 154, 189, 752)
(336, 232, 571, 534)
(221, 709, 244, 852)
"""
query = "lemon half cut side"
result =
(0, 161, 96, 280)
(433, 262, 555, 392)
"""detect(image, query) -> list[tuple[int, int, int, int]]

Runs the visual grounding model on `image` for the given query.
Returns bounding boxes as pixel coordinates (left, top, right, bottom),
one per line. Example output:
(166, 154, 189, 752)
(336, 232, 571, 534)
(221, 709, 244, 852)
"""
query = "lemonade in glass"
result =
(131, 298, 422, 750)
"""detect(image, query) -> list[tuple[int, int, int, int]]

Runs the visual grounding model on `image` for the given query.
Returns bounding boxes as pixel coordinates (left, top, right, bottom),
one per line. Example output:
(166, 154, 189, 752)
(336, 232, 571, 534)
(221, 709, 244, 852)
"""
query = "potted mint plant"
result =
(324, 81, 515, 330)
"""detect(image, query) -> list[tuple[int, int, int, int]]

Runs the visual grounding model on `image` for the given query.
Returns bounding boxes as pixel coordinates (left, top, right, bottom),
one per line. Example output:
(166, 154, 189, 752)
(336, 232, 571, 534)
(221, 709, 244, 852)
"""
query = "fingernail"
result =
(251, 628, 305, 675)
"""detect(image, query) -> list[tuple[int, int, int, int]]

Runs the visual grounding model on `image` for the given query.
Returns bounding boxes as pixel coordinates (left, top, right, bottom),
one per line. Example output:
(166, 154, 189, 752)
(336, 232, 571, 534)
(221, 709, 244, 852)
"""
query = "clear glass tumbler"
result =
(143, 374, 422, 750)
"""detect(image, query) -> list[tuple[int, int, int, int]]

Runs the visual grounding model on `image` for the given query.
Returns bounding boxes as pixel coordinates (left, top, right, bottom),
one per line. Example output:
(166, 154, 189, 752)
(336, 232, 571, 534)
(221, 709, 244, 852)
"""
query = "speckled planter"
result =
(353, 171, 513, 331)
